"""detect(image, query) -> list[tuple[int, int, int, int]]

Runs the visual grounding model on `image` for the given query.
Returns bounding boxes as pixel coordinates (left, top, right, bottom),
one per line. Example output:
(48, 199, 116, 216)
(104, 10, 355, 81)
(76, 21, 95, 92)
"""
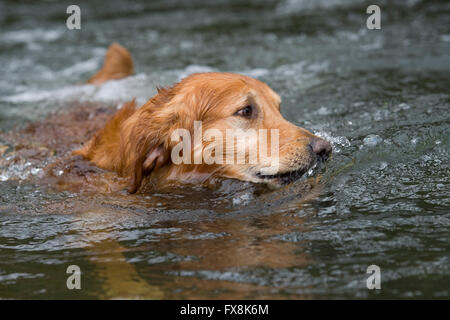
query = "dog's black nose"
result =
(310, 138, 332, 160)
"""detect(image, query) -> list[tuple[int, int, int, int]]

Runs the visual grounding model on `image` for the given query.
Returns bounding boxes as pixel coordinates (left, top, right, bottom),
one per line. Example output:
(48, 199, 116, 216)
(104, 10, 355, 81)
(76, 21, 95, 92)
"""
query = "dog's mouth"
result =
(255, 158, 327, 185)
(255, 166, 309, 185)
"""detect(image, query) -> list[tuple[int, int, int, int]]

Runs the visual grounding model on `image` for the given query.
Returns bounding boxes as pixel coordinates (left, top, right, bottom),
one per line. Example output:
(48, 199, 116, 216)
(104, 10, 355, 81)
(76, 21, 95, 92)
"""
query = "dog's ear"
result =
(126, 143, 170, 194)
(119, 89, 179, 193)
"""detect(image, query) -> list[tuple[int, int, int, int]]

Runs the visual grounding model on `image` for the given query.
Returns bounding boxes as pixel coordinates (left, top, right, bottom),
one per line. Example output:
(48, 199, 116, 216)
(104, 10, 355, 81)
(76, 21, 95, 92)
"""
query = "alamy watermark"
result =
(66, 265, 81, 290)
(66, 5, 81, 30)
(66, 5, 381, 31)
(366, 5, 381, 30)
(170, 121, 280, 174)
(366, 264, 381, 289)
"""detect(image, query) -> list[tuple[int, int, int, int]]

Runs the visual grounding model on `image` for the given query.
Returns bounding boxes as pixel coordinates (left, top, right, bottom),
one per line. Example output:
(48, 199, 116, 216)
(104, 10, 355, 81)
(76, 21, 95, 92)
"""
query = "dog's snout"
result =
(309, 138, 332, 160)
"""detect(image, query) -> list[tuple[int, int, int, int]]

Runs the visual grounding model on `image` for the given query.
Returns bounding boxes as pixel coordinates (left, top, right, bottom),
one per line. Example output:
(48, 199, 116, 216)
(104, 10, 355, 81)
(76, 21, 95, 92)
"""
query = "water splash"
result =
(314, 131, 351, 153)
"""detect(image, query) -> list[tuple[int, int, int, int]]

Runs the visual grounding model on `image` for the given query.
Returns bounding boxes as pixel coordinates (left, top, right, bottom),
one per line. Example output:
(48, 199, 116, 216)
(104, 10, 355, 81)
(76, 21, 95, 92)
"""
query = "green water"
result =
(0, 0, 448, 299)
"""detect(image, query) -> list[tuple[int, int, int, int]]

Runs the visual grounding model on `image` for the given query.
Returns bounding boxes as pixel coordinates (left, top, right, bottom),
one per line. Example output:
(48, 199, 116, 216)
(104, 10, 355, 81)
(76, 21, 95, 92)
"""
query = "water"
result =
(0, 0, 449, 299)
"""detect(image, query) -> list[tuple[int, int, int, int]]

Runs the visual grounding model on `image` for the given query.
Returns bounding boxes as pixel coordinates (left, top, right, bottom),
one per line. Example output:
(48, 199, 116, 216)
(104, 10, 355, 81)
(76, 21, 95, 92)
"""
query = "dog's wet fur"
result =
(1, 43, 331, 195)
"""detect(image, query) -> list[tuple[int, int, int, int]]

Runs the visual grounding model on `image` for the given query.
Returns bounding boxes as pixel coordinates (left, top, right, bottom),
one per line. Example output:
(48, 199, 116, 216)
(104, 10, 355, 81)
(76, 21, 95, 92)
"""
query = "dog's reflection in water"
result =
(0, 43, 330, 299)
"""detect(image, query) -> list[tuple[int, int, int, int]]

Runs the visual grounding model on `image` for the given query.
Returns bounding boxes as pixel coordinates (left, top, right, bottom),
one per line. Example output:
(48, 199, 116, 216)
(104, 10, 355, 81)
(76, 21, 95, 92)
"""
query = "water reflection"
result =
(0, 0, 448, 299)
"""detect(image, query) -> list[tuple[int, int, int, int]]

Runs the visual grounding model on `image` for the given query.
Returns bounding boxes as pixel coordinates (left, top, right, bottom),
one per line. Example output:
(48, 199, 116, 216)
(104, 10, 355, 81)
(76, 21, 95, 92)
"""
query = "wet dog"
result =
(73, 44, 331, 193)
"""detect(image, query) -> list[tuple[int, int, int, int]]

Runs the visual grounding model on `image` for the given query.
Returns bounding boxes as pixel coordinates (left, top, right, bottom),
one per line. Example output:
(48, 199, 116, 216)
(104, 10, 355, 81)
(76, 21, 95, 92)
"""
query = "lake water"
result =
(0, 0, 448, 299)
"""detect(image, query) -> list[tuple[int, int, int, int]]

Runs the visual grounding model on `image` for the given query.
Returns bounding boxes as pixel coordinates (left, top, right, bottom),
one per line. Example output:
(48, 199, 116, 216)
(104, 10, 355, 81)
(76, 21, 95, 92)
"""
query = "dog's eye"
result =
(235, 105, 254, 118)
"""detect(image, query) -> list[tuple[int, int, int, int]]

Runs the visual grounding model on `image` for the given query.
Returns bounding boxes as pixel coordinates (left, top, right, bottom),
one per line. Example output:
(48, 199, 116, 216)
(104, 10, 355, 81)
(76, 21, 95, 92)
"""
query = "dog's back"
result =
(72, 100, 137, 173)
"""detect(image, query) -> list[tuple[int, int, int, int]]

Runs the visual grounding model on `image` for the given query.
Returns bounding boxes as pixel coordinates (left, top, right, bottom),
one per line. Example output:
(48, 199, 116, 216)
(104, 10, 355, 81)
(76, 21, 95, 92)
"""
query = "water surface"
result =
(0, 0, 449, 299)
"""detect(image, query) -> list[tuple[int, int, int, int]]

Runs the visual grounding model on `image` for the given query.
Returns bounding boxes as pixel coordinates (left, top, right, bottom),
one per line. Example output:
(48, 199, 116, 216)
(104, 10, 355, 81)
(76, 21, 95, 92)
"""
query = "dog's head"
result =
(120, 72, 331, 193)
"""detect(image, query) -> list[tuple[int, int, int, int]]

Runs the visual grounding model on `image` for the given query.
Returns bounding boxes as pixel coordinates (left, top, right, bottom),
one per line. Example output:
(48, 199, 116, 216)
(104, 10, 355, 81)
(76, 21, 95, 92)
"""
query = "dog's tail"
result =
(87, 43, 134, 85)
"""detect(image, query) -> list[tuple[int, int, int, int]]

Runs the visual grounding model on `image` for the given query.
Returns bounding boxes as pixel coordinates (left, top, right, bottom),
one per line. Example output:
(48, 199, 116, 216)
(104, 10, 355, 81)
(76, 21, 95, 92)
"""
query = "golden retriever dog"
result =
(73, 43, 332, 193)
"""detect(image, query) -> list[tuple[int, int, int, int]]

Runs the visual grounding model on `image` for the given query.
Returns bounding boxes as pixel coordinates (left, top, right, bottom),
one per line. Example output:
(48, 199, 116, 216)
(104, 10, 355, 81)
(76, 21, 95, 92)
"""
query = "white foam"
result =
(0, 161, 43, 182)
(59, 57, 102, 77)
(1, 28, 64, 44)
(2, 60, 328, 110)
(314, 131, 351, 153)
(241, 68, 269, 78)
(2, 73, 154, 105)
(232, 192, 252, 206)
(276, 0, 365, 15)
(176, 65, 217, 81)
(440, 35, 450, 42)
(362, 134, 383, 147)
(270, 60, 329, 91)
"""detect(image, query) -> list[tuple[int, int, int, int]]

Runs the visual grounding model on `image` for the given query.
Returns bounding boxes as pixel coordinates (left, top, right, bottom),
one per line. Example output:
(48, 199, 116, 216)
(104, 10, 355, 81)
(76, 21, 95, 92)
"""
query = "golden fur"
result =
(87, 43, 134, 85)
(74, 44, 331, 193)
